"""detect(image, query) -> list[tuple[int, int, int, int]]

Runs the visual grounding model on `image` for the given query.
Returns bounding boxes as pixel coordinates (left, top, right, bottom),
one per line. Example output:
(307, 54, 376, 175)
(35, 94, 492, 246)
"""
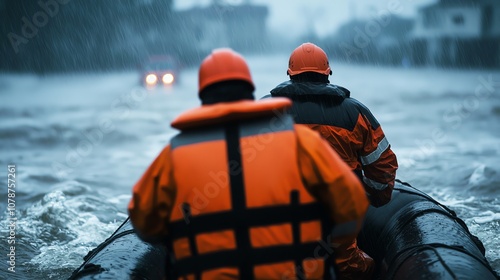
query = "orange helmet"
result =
(287, 42, 332, 76)
(198, 48, 255, 95)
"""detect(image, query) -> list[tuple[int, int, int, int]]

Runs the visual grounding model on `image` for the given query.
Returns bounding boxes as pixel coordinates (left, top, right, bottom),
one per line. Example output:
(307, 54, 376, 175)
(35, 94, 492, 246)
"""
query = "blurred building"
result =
(174, 2, 268, 64)
(323, 17, 414, 66)
(411, 0, 500, 68)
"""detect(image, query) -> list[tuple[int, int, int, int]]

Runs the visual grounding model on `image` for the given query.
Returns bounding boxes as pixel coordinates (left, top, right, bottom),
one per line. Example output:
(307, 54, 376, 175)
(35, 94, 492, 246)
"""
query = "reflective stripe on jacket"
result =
(270, 81, 398, 207)
(128, 98, 369, 279)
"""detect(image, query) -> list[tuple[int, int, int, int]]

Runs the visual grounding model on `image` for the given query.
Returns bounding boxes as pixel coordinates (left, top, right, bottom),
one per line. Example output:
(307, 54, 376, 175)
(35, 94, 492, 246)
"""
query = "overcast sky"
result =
(174, 0, 437, 39)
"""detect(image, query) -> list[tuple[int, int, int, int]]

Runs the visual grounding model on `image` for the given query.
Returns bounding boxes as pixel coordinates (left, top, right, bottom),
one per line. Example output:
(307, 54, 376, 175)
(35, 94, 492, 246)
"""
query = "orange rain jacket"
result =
(269, 81, 398, 207)
(128, 98, 369, 280)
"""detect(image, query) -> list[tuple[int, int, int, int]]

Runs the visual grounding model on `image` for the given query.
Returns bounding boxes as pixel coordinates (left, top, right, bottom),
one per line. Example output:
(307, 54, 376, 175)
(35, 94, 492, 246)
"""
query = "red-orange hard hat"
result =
(198, 48, 255, 95)
(287, 42, 332, 76)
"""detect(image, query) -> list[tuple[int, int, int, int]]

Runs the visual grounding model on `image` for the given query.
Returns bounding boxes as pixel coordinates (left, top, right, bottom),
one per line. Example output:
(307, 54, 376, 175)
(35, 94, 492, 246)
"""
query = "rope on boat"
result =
(387, 243, 459, 280)
(68, 217, 135, 279)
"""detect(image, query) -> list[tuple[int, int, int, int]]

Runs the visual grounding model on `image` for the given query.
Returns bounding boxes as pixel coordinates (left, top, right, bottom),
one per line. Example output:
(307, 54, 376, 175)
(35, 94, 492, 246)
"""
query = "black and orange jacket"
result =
(128, 98, 369, 279)
(269, 81, 398, 207)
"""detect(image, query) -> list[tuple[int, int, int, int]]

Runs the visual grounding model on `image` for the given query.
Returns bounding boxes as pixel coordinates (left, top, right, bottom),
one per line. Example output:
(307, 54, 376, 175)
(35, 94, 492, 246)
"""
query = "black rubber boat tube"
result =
(358, 180, 499, 280)
(68, 217, 166, 280)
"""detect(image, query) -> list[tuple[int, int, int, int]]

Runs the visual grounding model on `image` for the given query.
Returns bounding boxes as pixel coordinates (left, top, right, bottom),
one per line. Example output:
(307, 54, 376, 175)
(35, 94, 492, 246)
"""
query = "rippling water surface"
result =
(1, 55, 499, 279)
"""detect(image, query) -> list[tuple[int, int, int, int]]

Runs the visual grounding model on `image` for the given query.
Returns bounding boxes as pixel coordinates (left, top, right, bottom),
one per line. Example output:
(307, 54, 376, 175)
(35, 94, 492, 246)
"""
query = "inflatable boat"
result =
(68, 180, 499, 279)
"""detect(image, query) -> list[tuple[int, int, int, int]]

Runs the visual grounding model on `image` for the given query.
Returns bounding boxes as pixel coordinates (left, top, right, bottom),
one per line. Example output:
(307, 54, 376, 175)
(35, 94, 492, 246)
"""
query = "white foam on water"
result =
(12, 188, 123, 272)
(473, 211, 500, 224)
(468, 164, 488, 186)
(438, 196, 477, 209)
(107, 194, 132, 205)
(467, 163, 500, 189)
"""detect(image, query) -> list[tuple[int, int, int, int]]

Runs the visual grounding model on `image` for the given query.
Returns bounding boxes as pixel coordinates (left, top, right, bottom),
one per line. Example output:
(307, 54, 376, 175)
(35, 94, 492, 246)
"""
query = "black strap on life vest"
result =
(226, 123, 253, 279)
(167, 122, 334, 279)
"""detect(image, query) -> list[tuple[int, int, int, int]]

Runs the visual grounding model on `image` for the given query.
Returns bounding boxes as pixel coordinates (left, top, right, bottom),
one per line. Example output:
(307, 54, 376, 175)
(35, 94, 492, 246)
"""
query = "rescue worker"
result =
(128, 48, 371, 279)
(268, 42, 398, 206)
(266, 42, 399, 279)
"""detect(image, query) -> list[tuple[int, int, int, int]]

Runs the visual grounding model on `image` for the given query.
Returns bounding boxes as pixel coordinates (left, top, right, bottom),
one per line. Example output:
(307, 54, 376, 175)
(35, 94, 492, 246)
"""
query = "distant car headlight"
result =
(145, 74, 158, 85)
(162, 73, 175, 85)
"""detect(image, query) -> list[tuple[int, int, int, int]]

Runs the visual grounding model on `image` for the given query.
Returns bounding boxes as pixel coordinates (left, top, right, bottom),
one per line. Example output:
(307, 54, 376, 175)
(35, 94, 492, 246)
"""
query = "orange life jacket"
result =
(167, 98, 334, 279)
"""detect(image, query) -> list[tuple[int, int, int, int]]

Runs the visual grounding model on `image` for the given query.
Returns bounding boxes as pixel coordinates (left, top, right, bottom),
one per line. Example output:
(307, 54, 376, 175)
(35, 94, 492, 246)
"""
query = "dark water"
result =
(1, 55, 499, 279)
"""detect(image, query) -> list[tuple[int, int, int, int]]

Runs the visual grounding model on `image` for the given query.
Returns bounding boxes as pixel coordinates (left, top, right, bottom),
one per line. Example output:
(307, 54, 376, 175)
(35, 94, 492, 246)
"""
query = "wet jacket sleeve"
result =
(358, 113, 398, 207)
(128, 145, 176, 244)
(294, 124, 369, 247)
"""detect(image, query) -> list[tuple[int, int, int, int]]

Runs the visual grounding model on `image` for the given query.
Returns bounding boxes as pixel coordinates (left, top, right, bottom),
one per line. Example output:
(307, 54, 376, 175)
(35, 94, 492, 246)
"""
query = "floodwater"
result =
(1, 54, 499, 279)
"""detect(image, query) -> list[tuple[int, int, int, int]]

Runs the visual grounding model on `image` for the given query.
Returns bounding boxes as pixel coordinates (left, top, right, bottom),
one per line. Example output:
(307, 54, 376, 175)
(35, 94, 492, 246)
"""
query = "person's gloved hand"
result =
(335, 239, 375, 280)
(366, 192, 385, 208)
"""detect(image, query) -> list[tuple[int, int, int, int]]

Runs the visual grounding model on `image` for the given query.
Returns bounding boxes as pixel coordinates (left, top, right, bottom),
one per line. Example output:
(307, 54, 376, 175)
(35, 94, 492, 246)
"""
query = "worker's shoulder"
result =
(293, 124, 324, 145)
(341, 95, 380, 128)
(294, 123, 318, 134)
